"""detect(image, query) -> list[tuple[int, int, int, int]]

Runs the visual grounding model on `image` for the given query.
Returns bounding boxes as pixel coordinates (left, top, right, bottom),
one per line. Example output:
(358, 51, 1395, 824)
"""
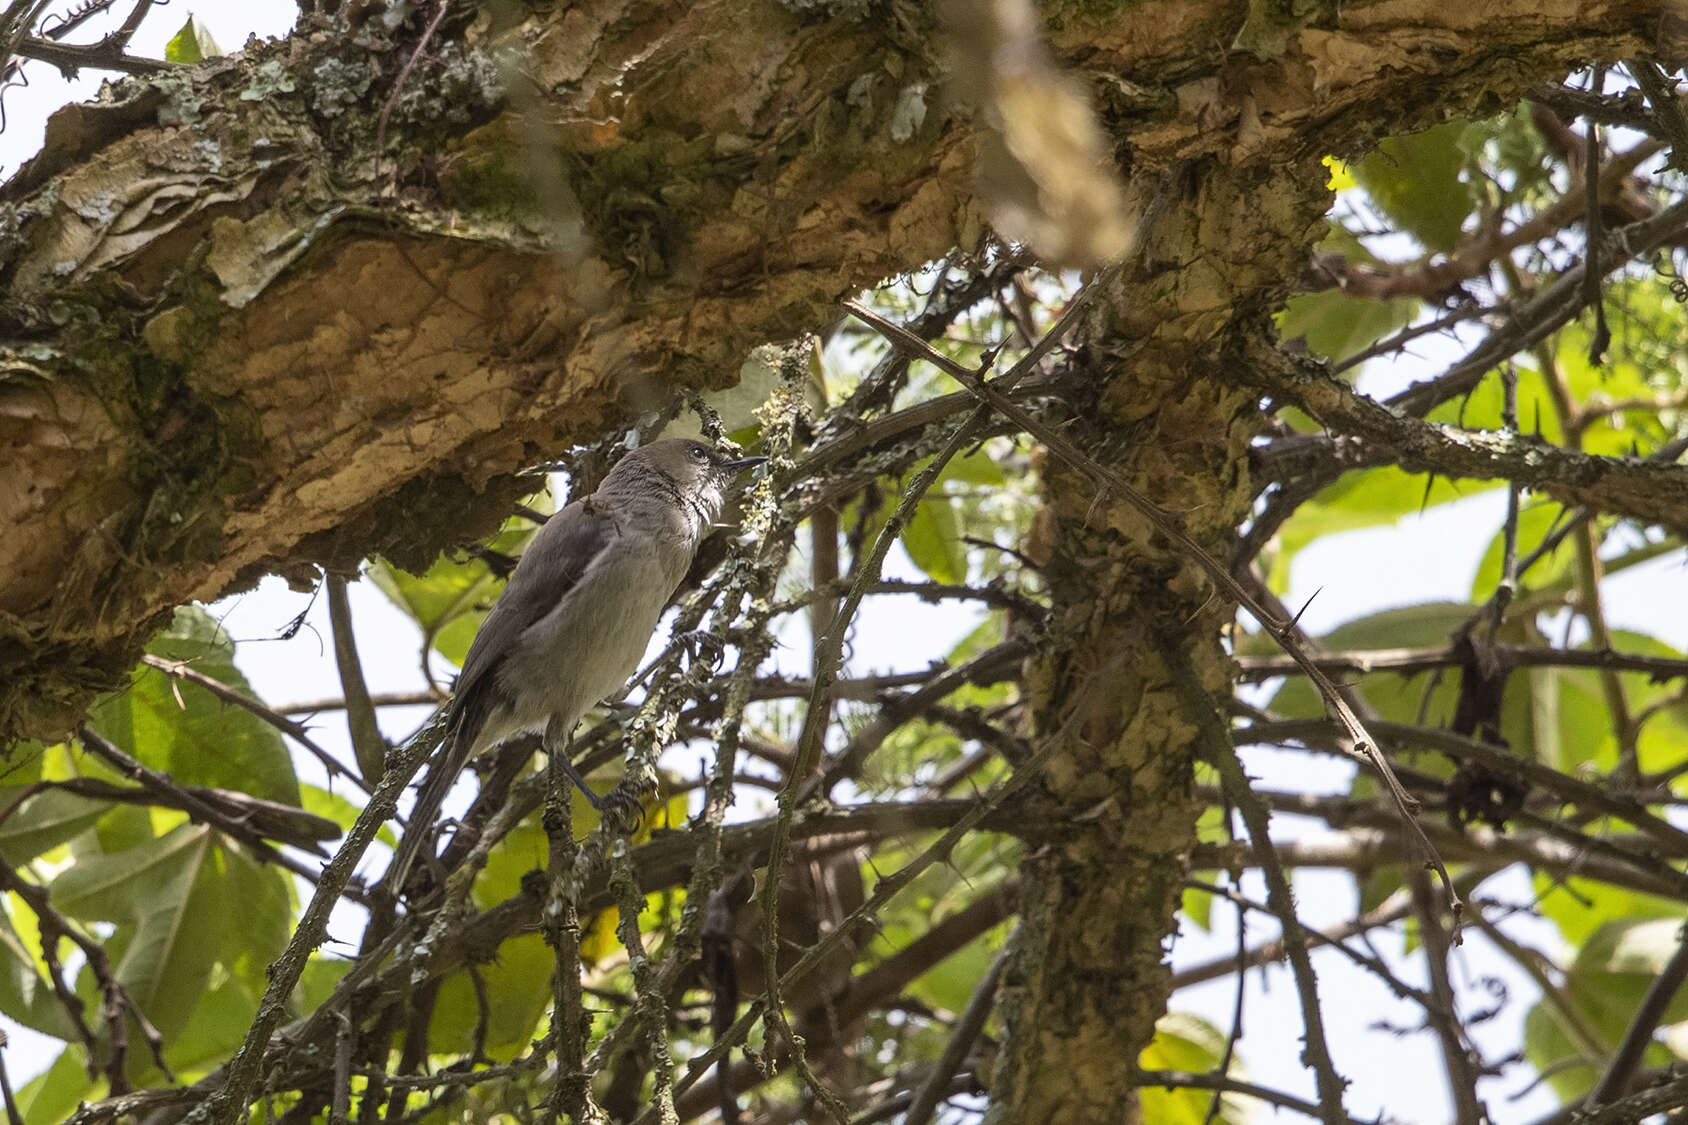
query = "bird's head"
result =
(604, 438, 767, 519)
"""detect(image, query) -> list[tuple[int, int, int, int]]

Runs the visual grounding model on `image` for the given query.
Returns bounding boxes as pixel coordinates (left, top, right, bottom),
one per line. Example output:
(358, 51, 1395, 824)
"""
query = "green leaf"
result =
(943, 446, 1006, 487)
(869, 718, 963, 791)
(0, 788, 112, 864)
(1139, 1011, 1245, 1125)
(0, 902, 78, 1040)
(157, 974, 262, 1080)
(300, 957, 352, 1015)
(164, 15, 223, 64)
(1181, 883, 1213, 931)
(213, 841, 293, 997)
(1522, 999, 1604, 1103)
(1352, 123, 1474, 252)
(1278, 287, 1417, 365)
(1525, 916, 1688, 1103)
(88, 606, 299, 807)
(908, 919, 1006, 1015)
(901, 498, 964, 585)
(14, 1045, 95, 1125)
(51, 825, 218, 1044)
(429, 933, 554, 1059)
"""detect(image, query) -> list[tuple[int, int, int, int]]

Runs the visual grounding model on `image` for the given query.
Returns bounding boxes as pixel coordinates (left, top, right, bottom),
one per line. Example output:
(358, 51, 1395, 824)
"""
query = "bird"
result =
(383, 438, 766, 894)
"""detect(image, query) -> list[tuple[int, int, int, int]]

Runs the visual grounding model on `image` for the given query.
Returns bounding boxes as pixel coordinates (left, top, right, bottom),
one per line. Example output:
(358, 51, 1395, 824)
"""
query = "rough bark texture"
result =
(986, 162, 1320, 1123)
(0, 1, 979, 738)
(4, 0, 1678, 742)
(3, 0, 1685, 1117)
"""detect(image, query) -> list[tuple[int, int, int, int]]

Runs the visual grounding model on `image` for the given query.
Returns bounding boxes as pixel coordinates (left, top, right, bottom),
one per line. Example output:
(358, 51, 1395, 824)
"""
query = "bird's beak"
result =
(723, 456, 768, 474)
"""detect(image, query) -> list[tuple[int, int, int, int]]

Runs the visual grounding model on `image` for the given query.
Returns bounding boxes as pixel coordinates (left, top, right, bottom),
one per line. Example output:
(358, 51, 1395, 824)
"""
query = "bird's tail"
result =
(381, 713, 478, 899)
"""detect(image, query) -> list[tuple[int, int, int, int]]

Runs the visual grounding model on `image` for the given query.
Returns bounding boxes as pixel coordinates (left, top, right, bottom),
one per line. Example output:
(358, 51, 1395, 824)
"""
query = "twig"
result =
(1171, 885, 1420, 988)
(1204, 799, 1247, 1125)
(540, 730, 590, 1125)
(609, 847, 680, 1122)
(1585, 915, 1688, 1106)
(76, 725, 347, 886)
(1583, 69, 1611, 365)
(329, 1010, 353, 1125)
(279, 690, 442, 715)
(141, 655, 371, 794)
(844, 298, 1459, 915)
(1238, 718, 1688, 860)
(1329, 303, 1489, 375)
(1235, 642, 1688, 683)
(374, 0, 451, 169)
(326, 574, 388, 783)
(1410, 869, 1485, 1124)
(1487, 363, 1523, 635)
(902, 947, 1007, 1125)
(0, 1031, 20, 1125)
(1196, 826, 1688, 903)
(1630, 62, 1688, 174)
(1134, 1070, 1370, 1125)
(1159, 634, 1349, 1125)
(1533, 1072, 1688, 1125)
(190, 714, 449, 1124)
(0, 774, 340, 857)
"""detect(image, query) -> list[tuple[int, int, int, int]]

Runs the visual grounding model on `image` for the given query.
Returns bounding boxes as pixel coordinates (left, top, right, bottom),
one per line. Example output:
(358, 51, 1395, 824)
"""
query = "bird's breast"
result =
(498, 541, 690, 735)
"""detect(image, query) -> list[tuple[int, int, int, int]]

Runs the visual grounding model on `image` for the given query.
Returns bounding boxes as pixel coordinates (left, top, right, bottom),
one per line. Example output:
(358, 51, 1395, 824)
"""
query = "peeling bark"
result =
(985, 162, 1321, 1123)
(0, 2, 978, 737)
(4, 3, 1687, 1114)
(1, 0, 1677, 739)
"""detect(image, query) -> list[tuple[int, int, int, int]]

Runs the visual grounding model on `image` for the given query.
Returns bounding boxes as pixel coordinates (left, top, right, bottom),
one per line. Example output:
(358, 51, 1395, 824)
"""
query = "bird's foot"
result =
(597, 784, 646, 835)
(676, 629, 728, 672)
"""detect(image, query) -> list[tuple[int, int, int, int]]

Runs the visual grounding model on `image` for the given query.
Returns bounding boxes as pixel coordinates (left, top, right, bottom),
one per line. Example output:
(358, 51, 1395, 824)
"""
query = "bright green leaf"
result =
(51, 825, 218, 1044)
(88, 606, 299, 806)
(429, 932, 553, 1059)
(1352, 123, 1474, 252)
(164, 15, 223, 65)
(1139, 1011, 1246, 1125)
(902, 498, 964, 585)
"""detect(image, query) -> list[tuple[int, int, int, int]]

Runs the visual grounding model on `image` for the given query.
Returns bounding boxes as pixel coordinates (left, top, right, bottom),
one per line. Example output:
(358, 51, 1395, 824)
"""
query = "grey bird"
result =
(384, 438, 765, 893)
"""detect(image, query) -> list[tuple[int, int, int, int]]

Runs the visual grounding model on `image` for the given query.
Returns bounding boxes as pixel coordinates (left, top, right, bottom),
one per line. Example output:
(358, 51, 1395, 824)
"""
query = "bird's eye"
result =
(690, 446, 709, 461)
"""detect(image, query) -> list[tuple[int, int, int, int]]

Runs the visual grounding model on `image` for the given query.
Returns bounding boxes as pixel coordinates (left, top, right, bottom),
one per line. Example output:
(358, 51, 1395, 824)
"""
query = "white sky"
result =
(6, 5, 1687, 1123)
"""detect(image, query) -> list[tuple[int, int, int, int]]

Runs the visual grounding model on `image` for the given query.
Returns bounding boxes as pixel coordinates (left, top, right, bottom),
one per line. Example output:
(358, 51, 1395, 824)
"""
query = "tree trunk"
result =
(2, 0, 1673, 741)
(2, 1, 1683, 1116)
(986, 160, 1322, 1121)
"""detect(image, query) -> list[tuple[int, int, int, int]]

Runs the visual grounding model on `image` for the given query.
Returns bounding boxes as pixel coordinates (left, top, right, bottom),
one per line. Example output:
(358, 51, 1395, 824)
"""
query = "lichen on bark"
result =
(0, 0, 970, 741)
(985, 161, 1324, 1123)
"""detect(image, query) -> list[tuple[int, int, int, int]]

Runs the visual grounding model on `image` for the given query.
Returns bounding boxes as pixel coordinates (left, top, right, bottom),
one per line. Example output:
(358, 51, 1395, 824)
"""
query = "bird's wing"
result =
(385, 497, 621, 898)
(449, 495, 621, 739)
